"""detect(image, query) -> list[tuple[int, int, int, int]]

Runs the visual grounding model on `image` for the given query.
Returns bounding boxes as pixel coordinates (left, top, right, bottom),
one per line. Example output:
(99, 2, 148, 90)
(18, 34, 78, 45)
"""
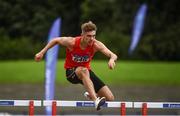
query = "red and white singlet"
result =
(64, 36, 95, 70)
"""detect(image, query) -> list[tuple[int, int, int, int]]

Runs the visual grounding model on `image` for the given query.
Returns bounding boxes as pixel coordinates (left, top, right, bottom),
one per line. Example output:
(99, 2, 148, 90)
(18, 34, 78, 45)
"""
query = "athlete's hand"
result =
(108, 59, 116, 69)
(35, 52, 44, 62)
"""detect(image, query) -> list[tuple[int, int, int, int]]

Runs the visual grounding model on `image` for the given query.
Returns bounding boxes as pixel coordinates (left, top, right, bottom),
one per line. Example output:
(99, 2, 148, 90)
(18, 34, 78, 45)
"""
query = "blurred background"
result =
(0, 0, 180, 115)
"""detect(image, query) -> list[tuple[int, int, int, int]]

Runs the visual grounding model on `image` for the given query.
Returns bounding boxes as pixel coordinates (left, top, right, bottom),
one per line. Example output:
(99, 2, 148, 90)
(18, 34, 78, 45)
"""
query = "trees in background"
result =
(0, 0, 179, 60)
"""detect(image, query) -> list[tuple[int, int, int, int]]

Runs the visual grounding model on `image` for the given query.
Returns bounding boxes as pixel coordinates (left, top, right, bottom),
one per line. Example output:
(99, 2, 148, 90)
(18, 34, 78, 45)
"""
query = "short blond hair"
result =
(81, 21, 97, 33)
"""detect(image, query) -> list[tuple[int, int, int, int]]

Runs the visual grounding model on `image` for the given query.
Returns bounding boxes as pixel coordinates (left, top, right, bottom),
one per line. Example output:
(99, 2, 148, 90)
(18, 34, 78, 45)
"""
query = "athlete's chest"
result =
(70, 48, 92, 63)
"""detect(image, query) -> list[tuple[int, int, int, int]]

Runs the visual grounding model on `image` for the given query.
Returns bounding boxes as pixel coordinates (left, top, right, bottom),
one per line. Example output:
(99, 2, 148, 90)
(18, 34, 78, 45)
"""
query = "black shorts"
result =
(66, 68, 105, 93)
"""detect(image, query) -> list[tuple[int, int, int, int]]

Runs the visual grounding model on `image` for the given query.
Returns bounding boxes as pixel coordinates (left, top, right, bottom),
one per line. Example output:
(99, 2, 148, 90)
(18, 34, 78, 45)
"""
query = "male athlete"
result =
(35, 21, 118, 110)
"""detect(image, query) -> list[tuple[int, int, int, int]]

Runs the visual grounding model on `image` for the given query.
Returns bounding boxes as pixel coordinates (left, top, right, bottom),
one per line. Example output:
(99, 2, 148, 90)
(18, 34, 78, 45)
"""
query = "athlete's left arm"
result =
(94, 40, 118, 69)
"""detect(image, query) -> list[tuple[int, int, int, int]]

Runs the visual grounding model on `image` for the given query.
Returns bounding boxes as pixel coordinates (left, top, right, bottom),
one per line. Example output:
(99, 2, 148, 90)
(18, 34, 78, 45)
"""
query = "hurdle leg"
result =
(52, 101, 57, 116)
(29, 100, 34, 116)
(121, 102, 126, 116)
(142, 103, 147, 116)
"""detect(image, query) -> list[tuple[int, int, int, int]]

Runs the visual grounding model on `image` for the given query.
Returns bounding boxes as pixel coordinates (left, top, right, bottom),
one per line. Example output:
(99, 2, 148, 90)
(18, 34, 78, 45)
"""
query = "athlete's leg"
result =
(97, 86, 114, 101)
(88, 70, 114, 101)
(75, 66, 97, 101)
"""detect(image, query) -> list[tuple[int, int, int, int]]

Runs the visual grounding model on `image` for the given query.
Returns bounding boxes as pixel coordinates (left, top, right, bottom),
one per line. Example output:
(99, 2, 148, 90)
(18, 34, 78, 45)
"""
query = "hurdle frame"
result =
(43, 100, 133, 115)
(43, 100, 180, 116)
(0, 100, 41, 116)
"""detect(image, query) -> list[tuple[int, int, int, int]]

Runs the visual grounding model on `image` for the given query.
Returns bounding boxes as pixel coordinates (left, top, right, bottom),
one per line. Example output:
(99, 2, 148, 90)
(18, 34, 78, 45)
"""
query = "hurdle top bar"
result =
(0, 100, 41, 106)
(43, 100, 180, 109)
(43, 100, 133, 108)
(134, 102, 180, 109)
(1, 100, 180, 109)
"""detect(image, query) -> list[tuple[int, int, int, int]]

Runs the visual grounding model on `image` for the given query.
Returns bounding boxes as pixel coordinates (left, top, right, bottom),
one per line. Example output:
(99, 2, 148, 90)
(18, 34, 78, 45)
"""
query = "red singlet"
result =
(64, 36, 95, 69)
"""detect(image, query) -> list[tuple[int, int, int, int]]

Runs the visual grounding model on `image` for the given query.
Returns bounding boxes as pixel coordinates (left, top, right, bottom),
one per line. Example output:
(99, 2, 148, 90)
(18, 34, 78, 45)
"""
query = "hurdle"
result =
(43, 100, 133, 115)
(134, 102, 180, 116)
(0, 100, 41, 116)
(43, 100, 180, 116)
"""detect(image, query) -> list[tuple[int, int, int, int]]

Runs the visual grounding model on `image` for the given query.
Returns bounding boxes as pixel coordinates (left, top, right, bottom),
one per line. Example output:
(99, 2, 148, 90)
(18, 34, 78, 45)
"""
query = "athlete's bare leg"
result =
(75, 66, 97, 101)
(97, 86, 114, 101)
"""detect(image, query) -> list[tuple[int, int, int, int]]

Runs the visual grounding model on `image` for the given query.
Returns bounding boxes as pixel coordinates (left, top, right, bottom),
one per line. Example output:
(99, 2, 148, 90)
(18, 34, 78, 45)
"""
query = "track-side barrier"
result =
(1, 100, 180, 116)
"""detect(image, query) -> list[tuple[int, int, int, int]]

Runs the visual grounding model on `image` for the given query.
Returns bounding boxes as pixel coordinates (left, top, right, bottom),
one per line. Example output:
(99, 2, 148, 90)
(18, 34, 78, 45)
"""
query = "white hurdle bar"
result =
(0, 100, 41, 106)
(43, 100, 133, 107)
(134, 102, 180, 108)
(0, 100, 41, 116)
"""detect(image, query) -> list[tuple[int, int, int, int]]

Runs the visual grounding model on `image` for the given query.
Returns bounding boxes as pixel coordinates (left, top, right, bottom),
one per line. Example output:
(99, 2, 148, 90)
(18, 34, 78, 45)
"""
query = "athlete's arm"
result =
(94, 40, 118, 69)
(35, 37, 74, 62)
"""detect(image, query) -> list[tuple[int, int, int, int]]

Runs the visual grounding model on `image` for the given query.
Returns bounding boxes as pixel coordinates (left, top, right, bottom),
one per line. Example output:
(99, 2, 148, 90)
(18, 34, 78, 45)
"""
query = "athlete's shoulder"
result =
(63, 36, 81, 50)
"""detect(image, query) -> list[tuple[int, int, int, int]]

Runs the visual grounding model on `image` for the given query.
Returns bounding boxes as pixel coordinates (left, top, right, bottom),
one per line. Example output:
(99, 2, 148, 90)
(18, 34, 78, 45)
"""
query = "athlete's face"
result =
(82, 30, 96, 45)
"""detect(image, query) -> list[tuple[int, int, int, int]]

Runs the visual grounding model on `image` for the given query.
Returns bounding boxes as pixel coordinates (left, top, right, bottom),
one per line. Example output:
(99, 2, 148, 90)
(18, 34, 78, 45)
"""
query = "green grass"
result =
(0, 60, 180, 86)
(92, 60, 180, 86)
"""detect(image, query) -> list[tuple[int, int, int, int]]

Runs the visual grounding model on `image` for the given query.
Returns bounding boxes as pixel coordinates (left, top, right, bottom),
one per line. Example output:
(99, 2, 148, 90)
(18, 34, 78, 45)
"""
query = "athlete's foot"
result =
(95, 97, 106, 111)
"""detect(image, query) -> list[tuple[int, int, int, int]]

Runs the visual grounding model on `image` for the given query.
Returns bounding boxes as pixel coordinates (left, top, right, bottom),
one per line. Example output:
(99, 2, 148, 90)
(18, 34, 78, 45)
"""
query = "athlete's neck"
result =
(80, 37, 88, 50)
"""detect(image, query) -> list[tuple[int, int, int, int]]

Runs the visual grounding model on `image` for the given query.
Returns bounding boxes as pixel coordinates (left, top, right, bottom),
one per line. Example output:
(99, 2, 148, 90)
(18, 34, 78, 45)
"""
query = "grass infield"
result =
(0, 60, 179, 86)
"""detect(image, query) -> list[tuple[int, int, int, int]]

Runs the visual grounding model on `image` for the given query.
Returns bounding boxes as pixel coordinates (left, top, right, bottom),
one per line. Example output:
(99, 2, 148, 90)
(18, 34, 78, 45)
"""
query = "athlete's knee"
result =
(75, 67, 89, 77)
(98, 86, 115, 101)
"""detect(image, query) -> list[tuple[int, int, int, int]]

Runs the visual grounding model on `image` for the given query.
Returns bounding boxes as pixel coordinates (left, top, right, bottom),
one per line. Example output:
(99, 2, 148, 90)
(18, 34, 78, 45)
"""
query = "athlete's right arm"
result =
(35, 37, 73, 62)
